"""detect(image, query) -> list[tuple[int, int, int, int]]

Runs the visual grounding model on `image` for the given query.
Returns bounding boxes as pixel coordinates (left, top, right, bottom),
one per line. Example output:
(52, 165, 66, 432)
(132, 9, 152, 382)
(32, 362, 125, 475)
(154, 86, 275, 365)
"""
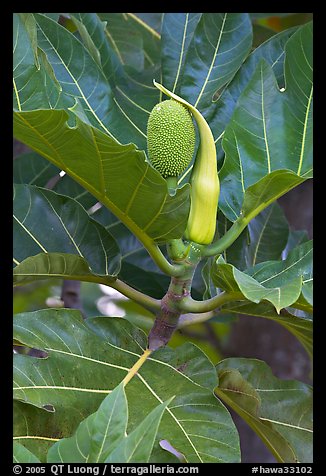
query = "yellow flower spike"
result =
(153, 80, 220, 245)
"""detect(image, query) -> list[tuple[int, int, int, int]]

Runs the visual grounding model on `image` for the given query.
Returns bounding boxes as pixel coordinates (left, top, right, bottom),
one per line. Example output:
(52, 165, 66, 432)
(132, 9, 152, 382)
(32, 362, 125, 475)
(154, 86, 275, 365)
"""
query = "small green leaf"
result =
(13, 442, 41, 463)
(212, 257, 302, 314)
(47, 383, 128, 463)
(14, 253, 116, 287)
(90, 383, 128, 462)
(106, 398, 173, 463)
(215, 358, 313, 463)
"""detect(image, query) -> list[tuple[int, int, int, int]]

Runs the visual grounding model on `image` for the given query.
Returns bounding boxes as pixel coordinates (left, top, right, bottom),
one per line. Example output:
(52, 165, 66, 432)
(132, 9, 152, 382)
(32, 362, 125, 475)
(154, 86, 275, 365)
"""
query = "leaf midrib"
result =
(14, 114, 160, 250)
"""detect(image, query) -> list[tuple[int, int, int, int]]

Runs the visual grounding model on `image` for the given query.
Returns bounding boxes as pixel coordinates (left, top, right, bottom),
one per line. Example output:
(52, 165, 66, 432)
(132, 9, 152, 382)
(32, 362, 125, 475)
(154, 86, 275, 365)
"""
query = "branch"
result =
(180, 291, 243, 314)
(178, 310, 216, 328)
(145, 242, 186, 277)
(202, 217, 248, 257)
(109, 279, 161, 313)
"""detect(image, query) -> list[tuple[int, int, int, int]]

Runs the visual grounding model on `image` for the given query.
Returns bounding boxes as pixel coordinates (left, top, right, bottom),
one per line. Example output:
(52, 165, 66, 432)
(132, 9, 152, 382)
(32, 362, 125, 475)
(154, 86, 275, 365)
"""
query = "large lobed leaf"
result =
(13, 13, 160, 150)
(215, 358, 312, 463)
(210, 26, 298, 154)
(13, 14, 72, 112)
(13, 156, 171, 297)
(218, 22, 312, 222)
(161, 13, 201, 95)
(13, 110, 190, 247)
(177, 13, 253, 113)
(70, 13, 161, 149)
(34, 13, 144, 148)
(13, 309, 240, 463)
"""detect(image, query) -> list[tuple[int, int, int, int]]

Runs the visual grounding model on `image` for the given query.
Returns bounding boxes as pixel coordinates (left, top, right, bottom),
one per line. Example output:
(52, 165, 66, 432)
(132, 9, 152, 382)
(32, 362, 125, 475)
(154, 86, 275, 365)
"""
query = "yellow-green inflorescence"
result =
(147, 99, 196, 178)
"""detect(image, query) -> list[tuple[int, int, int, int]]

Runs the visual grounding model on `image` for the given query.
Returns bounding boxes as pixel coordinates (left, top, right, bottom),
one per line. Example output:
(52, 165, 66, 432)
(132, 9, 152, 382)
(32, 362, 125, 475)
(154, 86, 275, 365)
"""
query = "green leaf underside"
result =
(212, 240, 313, 312)
(13, 110, 190, 245)
(215, 358, 312, 463)
(212, 256, 303, 314)
(13, 309, 240, 463)
(92, 206, 171, 298)
(219, 22, 313, 222)
(14, 151, 97, 209)
(91, 205, 207, 300)
(13, 154, 171, 297)
(53, 174, 97, 209)
(13, 184, 120, 278)
(13, 253, 116, 287)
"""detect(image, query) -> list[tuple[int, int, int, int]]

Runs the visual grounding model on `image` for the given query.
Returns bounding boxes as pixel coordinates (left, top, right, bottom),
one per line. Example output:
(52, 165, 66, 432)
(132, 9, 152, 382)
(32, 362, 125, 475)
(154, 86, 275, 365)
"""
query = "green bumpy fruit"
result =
(147, 99, 196, 178)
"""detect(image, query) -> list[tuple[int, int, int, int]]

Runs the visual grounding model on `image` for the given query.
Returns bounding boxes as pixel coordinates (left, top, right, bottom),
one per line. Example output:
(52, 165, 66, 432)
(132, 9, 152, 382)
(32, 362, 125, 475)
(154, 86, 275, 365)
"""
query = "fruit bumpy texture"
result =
(147, 100, 196, 178)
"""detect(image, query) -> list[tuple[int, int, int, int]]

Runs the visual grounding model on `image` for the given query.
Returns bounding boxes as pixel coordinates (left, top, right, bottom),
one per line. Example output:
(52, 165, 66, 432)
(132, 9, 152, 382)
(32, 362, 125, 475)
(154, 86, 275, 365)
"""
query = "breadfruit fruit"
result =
(147, 99, 196, 178)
